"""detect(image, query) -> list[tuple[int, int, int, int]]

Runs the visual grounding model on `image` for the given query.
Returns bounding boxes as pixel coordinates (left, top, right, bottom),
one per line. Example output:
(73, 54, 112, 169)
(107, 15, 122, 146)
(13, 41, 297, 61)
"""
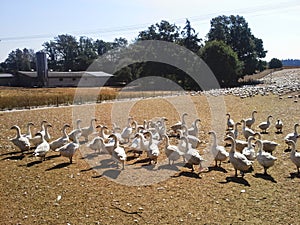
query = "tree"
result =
(137, 20, 180, 42)
(179, 19, 202, 52)
(199, 40, 243, 87)
(269, 58, 282, 69)
(207, 15, 267, 75)
(3, 48, 35, 72)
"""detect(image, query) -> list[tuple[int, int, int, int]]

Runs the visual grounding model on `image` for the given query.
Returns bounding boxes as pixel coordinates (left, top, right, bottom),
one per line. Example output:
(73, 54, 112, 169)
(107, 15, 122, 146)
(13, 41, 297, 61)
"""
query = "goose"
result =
(55, 142, 79, 163)
(254, 133, 278, 155)
(33, 132, 50, 161)
(180, 125, 200, 148)
(284, 123, 299, 150)
(275, 119, 283, 133)
(157, 117, 168, 139)
(132, 133, 150, 156)
(180, 136, 205, 173)
(44, 124, 52, 142)
(49, 124, 70, 150)
(170, 112, 188, 133)
(88, 136, 106, 153)
(225, 132, 249, 153)
(10, 125, 31, 153)
(80, 118, 97, 142)
(144, 131, 160, 164)
(226, 113, 235, 130)
(162, 134, 184, 165)
(96, 125, 110, 140)
(241, 119, 255, 140)
(188, 118, 201, 137)
(287, 140, 300, 174)
(242, 136, 256, 161)
(258, 115, 272, 133)
(68, 119, 82, 142)
(108, 134, 127, 170)
(120, 117, 133, 143)
(23, 122, 34, 139)
(255, 139, 277, 175)
(208, 131, 229, 167)
(224, 136, 253, 177)
(226, 122, 241, 139)
(244, 110, 257, 128)
(29, 120, 48, 146)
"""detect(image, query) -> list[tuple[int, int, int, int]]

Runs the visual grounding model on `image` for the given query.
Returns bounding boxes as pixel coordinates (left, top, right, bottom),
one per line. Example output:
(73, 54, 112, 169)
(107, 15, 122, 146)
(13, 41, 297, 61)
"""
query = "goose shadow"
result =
(284, 148, 291, 153)
(208, 166, 228, 173)
(0, 150, 24, 156)
(80, 167, 94, 173)
(26, 160, 43, 167)
(46, 154, 61, 160)
(45, 162, 70, 171)
(219, 176, 251, 186)
(253, 173, 277, 183)
(171, 171, 201, 179)
(275, 131, 283, 134)
(158, 162, 184, 171)
(1, 154, 25, 161)
(287, 172, 300, 179)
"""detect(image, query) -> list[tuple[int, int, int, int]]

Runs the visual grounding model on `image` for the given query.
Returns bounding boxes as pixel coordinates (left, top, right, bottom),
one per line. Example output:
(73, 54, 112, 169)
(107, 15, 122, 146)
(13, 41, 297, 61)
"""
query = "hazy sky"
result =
(0, 0, 299, 62)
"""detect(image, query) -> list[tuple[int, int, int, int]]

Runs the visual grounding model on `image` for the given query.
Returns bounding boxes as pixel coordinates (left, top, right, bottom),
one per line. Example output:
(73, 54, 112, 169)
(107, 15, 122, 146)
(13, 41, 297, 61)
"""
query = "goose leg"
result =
(234, 169, 238, 177)
(264, 167, 268, 175)
(69, 157, 72, 164)
(215, 160, 218, 167)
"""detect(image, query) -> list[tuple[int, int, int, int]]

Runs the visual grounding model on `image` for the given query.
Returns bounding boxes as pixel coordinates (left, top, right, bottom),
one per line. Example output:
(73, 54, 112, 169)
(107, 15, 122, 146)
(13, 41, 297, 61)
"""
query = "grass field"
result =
(1, 90, 300, 224)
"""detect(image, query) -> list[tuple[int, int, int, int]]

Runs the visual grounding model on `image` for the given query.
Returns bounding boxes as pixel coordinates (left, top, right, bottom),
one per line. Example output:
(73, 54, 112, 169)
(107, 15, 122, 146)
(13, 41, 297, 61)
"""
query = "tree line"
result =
(0, 15, 282, 88)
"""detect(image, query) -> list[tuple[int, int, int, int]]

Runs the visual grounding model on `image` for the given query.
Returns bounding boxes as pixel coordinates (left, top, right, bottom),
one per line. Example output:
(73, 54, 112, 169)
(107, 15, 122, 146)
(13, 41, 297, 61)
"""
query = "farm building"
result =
(0, 52, 114, 87)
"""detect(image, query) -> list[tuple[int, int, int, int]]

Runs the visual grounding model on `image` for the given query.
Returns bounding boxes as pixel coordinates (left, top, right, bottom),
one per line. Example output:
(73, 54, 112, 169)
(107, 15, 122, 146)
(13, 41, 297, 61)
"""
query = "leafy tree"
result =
(207, 15, 267, 75)
(76, 36, 98, 70)
(179, 19, 202, 52)
(3, 48, 35, 72)
(199, 40, 243, 87)
(269, 58, 282, 69)
(137, 20, 180, 42)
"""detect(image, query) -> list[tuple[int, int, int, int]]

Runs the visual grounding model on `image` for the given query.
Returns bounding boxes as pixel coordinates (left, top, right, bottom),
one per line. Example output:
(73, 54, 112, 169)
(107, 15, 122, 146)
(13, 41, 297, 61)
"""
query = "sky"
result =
(0, 0, 300, 62)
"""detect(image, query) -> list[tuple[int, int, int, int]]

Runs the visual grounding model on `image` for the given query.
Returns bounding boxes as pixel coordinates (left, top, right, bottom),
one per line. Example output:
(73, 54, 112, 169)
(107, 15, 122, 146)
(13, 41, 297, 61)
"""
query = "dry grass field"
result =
(1, 82, 300, 224)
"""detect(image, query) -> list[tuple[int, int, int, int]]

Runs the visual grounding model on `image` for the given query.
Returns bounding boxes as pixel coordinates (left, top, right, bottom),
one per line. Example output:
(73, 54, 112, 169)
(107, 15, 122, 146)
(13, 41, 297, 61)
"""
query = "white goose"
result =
(81, 118, 97, 142)
(241, 119, 255, 140)
(55, 142, 79, 163)
(120, 117, 133, 143)
(33, 132, 50, 161)
(285, 123, 299, 150)
(170, 112, 188, 133)
(188, 118, 201, 137)
(255, 139, 277, 175)
(275, 119, 283, 133)
(258, 115, 272, 133)
(96, 125, 110, 140)
(208, 131, 229, 167)
(108, 134, 127, 170)
(49, 124, 70, 150)
(226, 113, 235, 130)
(225, 132, 248, 153)
(245, 110, 257, 128)
(255, 133, 278, 155)
(226, 121, 241, 139)
(44, 124, 52, 142)
(242, 136, 256, 161)
(180, 136, 205, 173)
(68, 119, 82, 142)
(181, 125, 200, 148)
(224, 136, 253, 177)
(23, 122, 34, 139)
(162, 134, 184, 165)
(30, 120, 48, 146)
(10, 125, 31, 153)
(144, 131, 160, 164)
(287, 140, 300, 174)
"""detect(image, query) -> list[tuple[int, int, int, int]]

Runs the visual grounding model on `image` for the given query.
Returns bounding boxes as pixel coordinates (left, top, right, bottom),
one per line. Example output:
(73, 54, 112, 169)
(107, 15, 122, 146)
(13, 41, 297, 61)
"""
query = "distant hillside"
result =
(282, 59, 300, 66)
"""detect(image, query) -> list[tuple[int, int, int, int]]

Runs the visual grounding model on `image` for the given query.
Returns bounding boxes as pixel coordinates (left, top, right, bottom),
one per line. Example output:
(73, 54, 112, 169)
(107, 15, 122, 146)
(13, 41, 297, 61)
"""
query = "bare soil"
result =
(0, 91, 300, 224)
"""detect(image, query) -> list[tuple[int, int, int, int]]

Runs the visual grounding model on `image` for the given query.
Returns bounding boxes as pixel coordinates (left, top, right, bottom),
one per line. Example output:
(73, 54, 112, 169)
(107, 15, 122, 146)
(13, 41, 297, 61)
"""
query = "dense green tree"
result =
(3, 48, 35, 72)
(199, 40, 243, 87)
(269, 58, 282, 69)
(207, 15, 267, 75)
(179, 19, 202, 52)
(137, 20, 180, 42)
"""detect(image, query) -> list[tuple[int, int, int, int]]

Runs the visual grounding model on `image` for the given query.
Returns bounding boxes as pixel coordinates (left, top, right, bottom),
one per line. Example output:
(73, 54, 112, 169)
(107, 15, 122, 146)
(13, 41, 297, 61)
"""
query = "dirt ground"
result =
(1, 91, 300, 224)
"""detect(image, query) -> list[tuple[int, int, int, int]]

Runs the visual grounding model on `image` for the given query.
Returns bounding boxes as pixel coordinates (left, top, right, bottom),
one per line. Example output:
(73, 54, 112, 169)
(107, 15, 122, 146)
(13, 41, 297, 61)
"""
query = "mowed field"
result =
(0, 88, 300, 224)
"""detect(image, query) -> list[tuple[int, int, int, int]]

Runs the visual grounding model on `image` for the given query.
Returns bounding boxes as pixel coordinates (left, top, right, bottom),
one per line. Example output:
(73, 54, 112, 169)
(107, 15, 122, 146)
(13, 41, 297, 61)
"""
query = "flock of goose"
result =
(9, 109, 300, 178)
